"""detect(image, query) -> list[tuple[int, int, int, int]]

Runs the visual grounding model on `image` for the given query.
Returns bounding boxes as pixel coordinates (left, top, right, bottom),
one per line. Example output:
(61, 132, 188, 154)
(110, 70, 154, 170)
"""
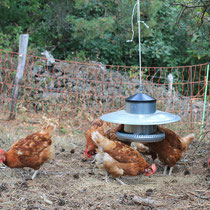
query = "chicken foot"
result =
(103, 172, 126, 185)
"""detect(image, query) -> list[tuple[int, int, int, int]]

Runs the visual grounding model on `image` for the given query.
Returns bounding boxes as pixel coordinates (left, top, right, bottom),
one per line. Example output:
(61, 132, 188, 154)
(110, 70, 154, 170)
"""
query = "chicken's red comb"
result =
(85, 148, 92, 158)
(151, 164, 157, 173)
(145, 164, 157, 176)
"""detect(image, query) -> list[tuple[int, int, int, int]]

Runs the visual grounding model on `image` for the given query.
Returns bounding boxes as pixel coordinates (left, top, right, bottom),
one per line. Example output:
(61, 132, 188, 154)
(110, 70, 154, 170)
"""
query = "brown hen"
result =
(144, 126, 195, 175)
(92, 131, 156, 184)
(0, 124, 56, 179)
(85, 118, 125, 157)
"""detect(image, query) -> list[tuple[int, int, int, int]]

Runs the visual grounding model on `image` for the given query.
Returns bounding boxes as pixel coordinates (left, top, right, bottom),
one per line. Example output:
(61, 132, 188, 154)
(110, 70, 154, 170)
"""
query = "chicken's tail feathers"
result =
(103, 153, 124, 177)
(181, 133, 195, 151)
(91, 130, 112, 149)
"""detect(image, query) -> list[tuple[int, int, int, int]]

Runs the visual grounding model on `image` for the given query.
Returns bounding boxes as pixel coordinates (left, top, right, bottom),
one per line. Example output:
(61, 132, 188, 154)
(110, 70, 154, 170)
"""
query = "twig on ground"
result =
(133, 195, 164, 207)
(167, 193, 182, 198)
(188, 192, 210, 200)
(40, 193, 53, 205)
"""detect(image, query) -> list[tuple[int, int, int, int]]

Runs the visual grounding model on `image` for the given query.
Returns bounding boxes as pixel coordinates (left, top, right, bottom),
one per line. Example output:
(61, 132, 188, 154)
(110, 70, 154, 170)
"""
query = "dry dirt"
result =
(0, 118, 209, 210)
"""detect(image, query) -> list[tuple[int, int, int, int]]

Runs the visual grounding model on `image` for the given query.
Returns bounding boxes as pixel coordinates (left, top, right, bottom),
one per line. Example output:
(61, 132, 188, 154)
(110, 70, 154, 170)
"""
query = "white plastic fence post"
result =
(9, 34, 29, 119)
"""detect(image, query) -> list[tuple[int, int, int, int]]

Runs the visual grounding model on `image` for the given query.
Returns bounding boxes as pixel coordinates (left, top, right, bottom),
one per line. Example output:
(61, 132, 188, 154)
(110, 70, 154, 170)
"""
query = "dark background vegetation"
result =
(0, 0, 209, 66)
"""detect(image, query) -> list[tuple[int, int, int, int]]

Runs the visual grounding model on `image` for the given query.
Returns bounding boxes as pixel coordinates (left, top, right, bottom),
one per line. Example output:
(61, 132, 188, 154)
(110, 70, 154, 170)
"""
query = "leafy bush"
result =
(0, 0, 209, 67)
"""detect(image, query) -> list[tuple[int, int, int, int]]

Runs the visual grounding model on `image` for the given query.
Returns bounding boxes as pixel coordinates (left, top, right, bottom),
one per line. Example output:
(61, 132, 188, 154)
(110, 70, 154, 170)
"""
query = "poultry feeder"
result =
(100, 92, 181, 143)
(100, 0, 181, 143)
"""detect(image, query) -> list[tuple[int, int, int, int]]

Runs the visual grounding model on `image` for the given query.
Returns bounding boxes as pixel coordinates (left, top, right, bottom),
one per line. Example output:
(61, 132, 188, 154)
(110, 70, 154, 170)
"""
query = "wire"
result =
(127, 0, 150, 93)
(127, 4, 149, 43)
(127, 3, 137, 43)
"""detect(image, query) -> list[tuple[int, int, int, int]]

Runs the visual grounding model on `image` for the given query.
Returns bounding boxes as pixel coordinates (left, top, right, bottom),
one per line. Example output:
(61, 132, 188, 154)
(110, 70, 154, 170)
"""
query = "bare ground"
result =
(0, 119, 209, 210)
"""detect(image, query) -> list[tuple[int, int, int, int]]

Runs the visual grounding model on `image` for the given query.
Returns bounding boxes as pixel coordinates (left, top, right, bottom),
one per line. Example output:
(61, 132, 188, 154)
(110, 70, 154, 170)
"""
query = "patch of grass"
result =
(26, 126, 33, 131)
(73, 130, 83, 136)
(59, 127, 67, 134)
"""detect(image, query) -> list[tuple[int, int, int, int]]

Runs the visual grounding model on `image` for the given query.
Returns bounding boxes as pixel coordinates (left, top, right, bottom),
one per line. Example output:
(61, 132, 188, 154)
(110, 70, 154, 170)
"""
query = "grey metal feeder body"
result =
(100, 93, 181, 143)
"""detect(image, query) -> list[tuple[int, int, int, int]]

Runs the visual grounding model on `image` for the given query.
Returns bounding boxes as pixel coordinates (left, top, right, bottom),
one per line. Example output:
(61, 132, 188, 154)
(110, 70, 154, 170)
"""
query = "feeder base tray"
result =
(116, 131, 165, 143)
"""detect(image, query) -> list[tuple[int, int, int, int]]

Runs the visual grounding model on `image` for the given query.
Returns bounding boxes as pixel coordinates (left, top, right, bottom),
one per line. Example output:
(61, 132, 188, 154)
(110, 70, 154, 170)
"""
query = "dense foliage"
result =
(0, 0, 209, 66)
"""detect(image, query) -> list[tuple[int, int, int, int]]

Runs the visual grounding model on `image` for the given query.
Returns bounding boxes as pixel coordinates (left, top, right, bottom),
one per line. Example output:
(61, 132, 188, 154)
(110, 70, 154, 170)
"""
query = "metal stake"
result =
(137, 0, 142, 93)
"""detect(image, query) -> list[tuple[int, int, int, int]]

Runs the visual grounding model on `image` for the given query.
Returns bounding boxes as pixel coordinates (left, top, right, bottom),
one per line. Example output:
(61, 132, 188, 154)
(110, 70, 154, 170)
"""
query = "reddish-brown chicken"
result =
(0, 124, 56, 179)
(85, 119, 124, 157)
(91, 131, 157, 184)
(144, 126, 195, 175)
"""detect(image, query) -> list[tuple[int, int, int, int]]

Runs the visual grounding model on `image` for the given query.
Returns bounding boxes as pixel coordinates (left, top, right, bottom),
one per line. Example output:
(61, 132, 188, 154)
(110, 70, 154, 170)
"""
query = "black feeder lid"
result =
(125, 93, 156, 103)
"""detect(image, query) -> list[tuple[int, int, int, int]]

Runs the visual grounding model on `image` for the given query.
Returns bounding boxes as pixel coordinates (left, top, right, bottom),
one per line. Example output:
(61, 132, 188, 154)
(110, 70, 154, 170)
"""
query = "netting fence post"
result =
(190, 66, 193, 131)
(199, 63, 209, 142)
(9, 34, 29, 120)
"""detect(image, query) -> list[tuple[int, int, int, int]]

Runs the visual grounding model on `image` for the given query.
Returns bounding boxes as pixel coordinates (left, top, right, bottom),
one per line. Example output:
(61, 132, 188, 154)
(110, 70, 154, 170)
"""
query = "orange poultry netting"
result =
(0, 49, 209, 136)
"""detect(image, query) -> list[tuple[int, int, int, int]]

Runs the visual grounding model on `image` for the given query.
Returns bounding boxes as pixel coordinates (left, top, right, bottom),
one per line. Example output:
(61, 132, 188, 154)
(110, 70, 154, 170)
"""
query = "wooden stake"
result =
(9, 34, 29, 120)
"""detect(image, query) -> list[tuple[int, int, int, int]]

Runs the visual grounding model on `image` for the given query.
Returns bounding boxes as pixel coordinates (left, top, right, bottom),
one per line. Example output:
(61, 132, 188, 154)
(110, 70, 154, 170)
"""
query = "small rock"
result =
(81, 158, 87, 162)
(61, 192, 67, 196)
(145, 188, 153, 196)
(26, 205, 37, 210)
(203, 162, 208, 168)
(184, 170, 190, 175)
(182, 194, 189, 200)
(41, 184, 49, 190)
(73, 173, 79, 179)
(70, 149, 75, 154)
(82, 188, 87, 192)
(58, 199, 65, 206)
(119, 193, 127, 204)
(20, 182, 28, 190)
(61, 148, 65, 152)
(88, 171, 95, 175)
(0, 183, 8, 191)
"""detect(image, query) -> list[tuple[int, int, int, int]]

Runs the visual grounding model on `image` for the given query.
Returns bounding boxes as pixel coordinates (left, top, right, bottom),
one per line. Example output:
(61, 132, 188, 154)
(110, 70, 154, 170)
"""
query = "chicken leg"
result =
(103, 171, 109, 183)
(168, 167, 174, 176)
(163, 165, 168, 175)
(163, 165, 174, 176)
(116, 178, 126, 185)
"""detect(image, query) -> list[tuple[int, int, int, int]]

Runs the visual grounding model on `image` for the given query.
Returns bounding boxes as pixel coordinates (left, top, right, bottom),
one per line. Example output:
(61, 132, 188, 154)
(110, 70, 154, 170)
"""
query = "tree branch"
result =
(172, 1, 210, 28)
(172, 3, 210, 8)
(199, 5, 208, 27)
